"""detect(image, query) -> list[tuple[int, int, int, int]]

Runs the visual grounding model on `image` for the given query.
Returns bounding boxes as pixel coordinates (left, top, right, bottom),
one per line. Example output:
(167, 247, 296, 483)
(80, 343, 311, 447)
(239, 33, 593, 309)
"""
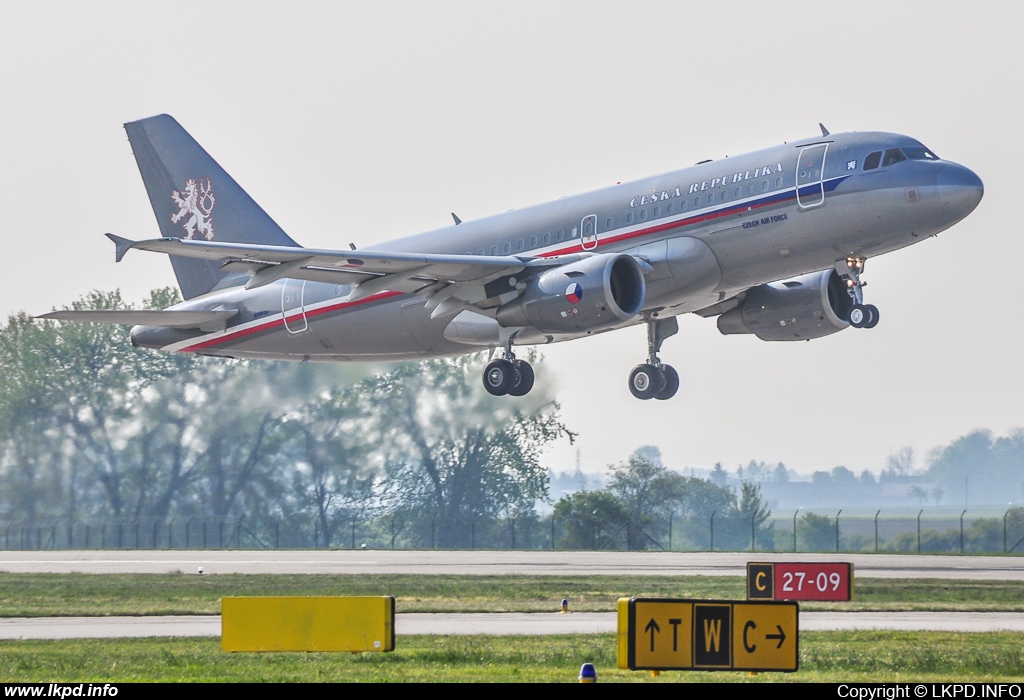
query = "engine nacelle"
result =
(496, 253, 646, 333)
(716, 269, 854, 341)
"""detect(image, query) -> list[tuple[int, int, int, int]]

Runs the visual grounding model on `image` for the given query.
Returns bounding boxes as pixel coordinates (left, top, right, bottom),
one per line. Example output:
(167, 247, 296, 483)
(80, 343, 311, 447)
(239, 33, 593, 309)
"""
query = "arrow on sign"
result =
(645, 618, 660, 651)
(766, 625, 786, 649)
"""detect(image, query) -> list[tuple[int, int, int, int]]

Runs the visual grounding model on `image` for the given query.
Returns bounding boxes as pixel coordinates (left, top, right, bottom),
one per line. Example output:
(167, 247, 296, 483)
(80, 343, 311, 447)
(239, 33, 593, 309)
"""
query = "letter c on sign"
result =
(743, 620, 756, 653)
(756, 571, 766, 591)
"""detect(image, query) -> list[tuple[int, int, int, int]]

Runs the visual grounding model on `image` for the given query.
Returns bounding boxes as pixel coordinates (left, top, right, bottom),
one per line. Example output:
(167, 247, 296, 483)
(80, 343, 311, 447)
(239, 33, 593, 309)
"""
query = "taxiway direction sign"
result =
(617, 597, 799, 672)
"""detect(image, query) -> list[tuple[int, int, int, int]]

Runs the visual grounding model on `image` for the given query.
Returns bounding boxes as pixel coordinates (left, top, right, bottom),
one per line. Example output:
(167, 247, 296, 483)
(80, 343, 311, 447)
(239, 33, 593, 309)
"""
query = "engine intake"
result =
(496, 253, 645, 333)
(716, 269, 854, 341)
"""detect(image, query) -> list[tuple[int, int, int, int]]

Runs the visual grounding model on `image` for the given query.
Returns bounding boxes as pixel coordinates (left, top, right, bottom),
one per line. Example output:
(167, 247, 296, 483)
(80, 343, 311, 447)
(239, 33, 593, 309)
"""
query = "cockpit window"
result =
(863, 151, 882, 170)
(882, 149, 907, 167)
(903, 147, 939, 161)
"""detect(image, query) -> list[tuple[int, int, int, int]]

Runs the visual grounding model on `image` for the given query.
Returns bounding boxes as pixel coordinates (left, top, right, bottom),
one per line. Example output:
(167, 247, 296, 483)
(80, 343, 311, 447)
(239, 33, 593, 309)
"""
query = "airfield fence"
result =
(3, 507, 1023, 554)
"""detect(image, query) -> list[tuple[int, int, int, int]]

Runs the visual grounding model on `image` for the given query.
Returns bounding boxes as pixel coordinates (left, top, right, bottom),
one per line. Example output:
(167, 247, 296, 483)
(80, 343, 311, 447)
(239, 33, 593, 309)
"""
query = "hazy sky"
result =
(1, 2, 1019, 478)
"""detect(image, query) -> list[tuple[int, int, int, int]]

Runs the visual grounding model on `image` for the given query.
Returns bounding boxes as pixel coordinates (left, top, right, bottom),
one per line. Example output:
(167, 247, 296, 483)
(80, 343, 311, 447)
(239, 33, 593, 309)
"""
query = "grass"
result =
(0, 573, 1023, 617)
(0, 632, 1022, 682)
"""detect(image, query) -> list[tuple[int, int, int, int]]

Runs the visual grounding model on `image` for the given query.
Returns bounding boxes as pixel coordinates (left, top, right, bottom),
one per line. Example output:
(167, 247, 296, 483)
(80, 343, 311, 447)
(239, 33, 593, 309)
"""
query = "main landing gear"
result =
(837, 257, 880, 329)
(482, 341, 535, 397)
(629, 317, 680, 401)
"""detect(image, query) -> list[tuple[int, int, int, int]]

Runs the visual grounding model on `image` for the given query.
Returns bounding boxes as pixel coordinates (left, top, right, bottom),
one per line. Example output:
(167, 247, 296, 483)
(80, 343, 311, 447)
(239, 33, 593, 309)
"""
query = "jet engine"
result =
(716, 269, 854, 341)
(496, 253, 645, 333)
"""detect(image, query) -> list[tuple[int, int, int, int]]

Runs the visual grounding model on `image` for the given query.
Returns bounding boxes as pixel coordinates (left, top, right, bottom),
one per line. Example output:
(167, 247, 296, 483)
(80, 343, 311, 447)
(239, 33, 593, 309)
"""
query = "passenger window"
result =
(761, 180, 768, 192)
(735, 187, 741, 198)
(516, 239, 524, 251)
(708, 193, 715, 204)
(653, 206, 660, 217)
(748, 183, 756, 195)
(882, 149, 907, 167)
(863, 151, 882, 170)
(490, 245, 498, 255)
(543, 232, 550, 244)
(666, 204, 673, 214)
(626, 212, 634, 224)
(680, 199, 687, 211)
(606, 217, 613, 228)
(503, 242, 511, 254)
(775, 176, 782, 188)
(559, 229, 566, 241)
(693, 196, 700, 208)
(477, 248, 484, 255)
(640, 209, 648, 221)
(530, 236, 537, 247)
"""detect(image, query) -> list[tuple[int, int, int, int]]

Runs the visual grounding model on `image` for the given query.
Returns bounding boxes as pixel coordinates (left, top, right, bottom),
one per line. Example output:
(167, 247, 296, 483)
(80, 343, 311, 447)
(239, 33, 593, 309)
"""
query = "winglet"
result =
(105, 233, 137, 263)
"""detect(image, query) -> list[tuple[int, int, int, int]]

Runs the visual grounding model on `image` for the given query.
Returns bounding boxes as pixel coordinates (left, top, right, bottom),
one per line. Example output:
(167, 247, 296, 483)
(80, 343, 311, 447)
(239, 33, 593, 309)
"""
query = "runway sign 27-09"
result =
(747, 562, 854, 601)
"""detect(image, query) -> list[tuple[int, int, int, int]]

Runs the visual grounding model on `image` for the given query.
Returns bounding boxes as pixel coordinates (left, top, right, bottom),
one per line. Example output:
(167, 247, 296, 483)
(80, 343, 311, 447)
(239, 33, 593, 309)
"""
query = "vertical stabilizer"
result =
(124, 114, 301, 299)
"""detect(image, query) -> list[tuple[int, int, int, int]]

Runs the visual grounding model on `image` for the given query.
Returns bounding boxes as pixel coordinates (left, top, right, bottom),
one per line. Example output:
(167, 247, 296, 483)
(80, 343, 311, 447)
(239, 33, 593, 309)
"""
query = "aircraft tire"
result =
(864, 304, 880, 328)
(629, 364, 665, 400)
(849, 304, 868, 328)
(655, 365, 679, 400)
(507, 360, 535, 397)
(483, 359, 516, 396)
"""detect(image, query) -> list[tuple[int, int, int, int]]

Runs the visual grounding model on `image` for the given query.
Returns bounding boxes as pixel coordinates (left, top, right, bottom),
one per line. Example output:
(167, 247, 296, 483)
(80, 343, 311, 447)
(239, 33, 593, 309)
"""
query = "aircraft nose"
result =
(938, 163, 984, 218)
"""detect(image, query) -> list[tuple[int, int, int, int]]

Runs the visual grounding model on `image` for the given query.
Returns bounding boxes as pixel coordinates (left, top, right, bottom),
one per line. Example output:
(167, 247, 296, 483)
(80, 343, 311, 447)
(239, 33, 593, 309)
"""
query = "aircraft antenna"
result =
(451, 213, 462, 225)
(819, 123, 830, 137)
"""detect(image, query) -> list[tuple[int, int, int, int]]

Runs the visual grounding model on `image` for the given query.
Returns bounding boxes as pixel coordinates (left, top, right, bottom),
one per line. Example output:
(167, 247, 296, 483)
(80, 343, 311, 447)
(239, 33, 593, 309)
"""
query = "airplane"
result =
(40, 115, 983, 400)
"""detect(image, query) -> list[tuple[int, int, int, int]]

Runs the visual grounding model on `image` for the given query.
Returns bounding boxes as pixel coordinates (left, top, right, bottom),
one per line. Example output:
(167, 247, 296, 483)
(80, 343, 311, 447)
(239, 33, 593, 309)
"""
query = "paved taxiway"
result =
(2, 612, 1024, 640)
(0, 550, 1021, 579)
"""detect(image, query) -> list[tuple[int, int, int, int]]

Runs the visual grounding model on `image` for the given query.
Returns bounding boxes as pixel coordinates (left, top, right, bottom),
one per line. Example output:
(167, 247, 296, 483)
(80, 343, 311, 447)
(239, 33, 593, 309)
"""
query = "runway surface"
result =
(0, 550, 1021, 579)
(2, 612, 1024, 639)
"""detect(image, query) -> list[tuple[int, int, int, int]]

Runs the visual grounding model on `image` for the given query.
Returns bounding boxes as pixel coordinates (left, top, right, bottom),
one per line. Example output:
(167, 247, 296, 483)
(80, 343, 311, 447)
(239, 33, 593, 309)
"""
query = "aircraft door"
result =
(581, 214, 598, 250)
(282, 279, 308, 333)
(796, 144, 828, 209)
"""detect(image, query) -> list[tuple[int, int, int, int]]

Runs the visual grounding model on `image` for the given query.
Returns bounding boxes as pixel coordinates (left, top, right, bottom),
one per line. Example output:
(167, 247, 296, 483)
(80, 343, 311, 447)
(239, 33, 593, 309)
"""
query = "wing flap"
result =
(37, 309, 238, 330)
(113, 235, 527, 282)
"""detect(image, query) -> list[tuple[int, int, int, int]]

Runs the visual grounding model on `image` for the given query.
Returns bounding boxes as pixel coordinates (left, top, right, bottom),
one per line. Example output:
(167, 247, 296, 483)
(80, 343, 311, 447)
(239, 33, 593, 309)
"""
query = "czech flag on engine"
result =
(565, 282, 583, 304)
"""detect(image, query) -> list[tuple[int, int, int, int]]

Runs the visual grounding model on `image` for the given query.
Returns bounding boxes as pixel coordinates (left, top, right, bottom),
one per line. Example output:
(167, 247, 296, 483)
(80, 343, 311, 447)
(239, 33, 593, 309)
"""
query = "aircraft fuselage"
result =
(130, 130, 983, 362)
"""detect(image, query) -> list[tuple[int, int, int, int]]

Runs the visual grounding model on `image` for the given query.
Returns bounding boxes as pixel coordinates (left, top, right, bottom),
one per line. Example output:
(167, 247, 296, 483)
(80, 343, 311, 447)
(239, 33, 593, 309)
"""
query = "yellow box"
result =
(221, 596, 395, 652)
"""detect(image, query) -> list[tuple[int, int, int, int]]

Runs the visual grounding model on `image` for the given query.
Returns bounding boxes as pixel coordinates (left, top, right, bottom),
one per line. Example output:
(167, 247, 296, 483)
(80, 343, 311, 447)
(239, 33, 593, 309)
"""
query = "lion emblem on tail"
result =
(171, 177, 215, 240)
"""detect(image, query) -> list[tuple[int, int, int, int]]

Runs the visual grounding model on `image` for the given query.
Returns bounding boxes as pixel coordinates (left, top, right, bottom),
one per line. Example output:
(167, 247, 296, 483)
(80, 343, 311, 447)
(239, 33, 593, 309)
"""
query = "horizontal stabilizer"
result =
(37, 308, 238, 330)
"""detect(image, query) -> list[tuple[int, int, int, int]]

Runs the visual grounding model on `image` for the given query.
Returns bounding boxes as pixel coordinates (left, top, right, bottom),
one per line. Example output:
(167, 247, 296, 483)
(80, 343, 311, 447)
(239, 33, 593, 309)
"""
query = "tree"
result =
(729, 481, 773, 550)
(797, 512, 836, 551)
(282, 374, 380, 547)
(373, 354, 572, 548)
(886, 446, 916, 477)
(670, 476, 735, 550)
(552, 490, 628, 549)
(607, 449, 687, 548)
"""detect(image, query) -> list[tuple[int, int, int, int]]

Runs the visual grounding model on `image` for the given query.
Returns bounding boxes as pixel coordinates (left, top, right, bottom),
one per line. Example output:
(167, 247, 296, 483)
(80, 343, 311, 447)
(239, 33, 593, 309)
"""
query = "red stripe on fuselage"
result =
(179, 187, 798, 353)
(538, 188, 794, 259)
(180, 290, 404, 352)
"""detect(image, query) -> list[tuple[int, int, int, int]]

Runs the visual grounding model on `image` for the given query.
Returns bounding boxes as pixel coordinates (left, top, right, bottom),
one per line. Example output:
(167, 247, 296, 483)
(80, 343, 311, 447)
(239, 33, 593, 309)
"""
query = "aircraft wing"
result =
(107, 234, 588, 316)
(37, 308, 238, 330)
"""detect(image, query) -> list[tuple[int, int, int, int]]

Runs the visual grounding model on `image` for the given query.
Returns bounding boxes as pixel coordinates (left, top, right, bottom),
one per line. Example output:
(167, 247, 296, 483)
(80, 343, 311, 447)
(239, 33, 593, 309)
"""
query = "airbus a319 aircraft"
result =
(42, 115, 983, 400)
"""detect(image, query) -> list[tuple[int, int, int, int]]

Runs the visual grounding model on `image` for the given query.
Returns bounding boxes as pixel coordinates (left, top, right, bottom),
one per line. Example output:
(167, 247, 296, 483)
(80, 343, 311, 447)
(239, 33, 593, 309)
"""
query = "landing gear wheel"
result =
(864, 304, 879, 329)
(629, 363, 665, 400)
(507, 360, 535, 397)
(483, 359, 516, 396)
(655, 365, 679, 400)
(849, 304, 868, 329)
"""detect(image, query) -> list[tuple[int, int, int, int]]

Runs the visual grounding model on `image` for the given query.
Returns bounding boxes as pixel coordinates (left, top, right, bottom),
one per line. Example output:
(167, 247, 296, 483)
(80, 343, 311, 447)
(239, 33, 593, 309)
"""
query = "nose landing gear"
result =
(629, 317, 680, 400)
(837, 257, 879, 329)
